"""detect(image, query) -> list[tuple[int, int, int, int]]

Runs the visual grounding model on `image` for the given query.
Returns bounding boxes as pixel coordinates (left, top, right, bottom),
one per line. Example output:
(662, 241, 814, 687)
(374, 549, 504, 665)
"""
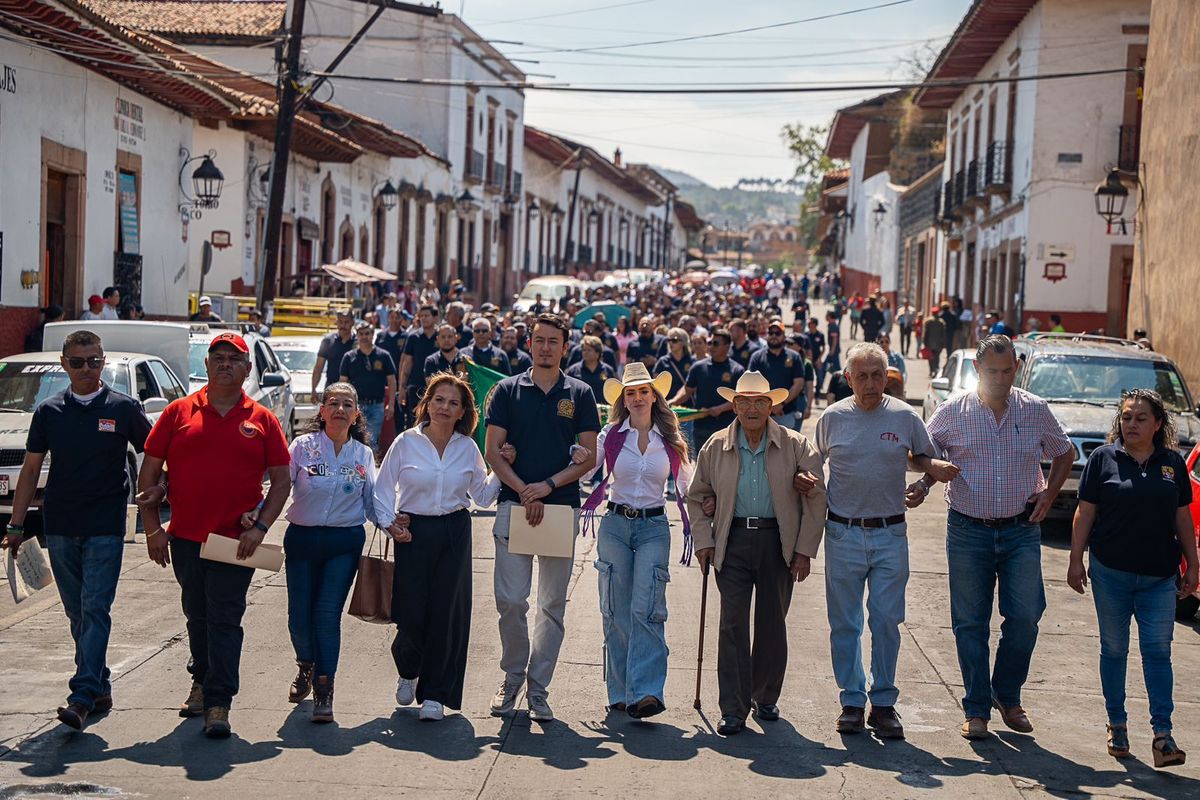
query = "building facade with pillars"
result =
(896, 165, 945, 313)
(916, 0, 1149, 333)
(90, 0, 529, 307)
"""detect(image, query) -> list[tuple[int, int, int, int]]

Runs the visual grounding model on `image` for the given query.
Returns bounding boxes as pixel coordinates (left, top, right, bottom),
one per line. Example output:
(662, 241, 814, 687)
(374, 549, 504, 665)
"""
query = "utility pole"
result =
(255, 0, 309, 310)
(563, 151, 583, 275)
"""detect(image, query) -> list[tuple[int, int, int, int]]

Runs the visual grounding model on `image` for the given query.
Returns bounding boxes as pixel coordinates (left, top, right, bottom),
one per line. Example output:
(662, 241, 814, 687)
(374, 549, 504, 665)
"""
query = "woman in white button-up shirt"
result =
(373, 372, 501, 722)
(284, 383, 379, 724)
(586, 363, 691, 721)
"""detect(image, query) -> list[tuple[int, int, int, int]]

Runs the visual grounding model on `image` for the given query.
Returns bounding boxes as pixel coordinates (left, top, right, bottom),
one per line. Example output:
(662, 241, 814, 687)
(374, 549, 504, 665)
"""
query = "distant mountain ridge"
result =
(649, 166, 801, 228)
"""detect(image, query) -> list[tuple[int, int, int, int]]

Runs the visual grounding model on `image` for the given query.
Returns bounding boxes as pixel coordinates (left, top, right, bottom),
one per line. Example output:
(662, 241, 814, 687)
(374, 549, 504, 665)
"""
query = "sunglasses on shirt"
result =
(65, 357, 104, 369)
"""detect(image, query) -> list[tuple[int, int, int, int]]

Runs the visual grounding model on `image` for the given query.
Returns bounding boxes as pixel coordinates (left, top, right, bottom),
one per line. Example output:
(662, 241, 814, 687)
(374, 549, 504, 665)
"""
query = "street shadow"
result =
(7, 717, 282, 782)
(494, 713, 618, 770)
(579, 710, 704, 763)
(279, 707, 501, 762)
(698, 718, 835, 780)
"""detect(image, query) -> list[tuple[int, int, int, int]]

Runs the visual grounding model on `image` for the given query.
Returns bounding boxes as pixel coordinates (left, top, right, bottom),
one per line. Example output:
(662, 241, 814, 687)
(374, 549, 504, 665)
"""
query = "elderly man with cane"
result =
(815, 342, 958, 739)
(687, 371, 826, 736)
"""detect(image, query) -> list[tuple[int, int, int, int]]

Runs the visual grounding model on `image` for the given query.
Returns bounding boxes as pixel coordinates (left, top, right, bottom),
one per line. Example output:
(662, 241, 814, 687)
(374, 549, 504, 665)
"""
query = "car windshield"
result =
(1026, 355, 1192, 413)
(188, 341, 210, 381)
(274, 348, 318, 373)
(958, 358, 978, 393)
(519, 282, 570, 300)
(0, 362, 127, 412)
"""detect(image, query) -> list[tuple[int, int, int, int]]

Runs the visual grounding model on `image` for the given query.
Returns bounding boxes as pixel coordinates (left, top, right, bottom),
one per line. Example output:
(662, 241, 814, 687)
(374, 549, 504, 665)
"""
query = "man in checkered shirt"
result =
(922, 335, 1074, 742)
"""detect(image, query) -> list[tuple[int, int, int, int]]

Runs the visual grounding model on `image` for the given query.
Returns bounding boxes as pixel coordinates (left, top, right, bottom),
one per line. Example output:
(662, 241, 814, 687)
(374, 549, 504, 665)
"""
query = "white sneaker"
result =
(528, 695, 554, 722)
(490, 681, 521, 717)
(419, 700, 444, 721)
(395, 677, 415, 706)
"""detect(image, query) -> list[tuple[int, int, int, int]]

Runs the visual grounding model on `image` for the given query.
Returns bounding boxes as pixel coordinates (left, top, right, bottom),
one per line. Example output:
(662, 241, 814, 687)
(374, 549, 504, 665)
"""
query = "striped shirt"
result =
(926, 388, 1073, 519)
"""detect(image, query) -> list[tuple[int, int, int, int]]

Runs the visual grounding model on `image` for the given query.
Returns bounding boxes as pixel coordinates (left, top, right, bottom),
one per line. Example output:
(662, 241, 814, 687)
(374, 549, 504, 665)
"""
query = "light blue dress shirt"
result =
(285, 431, 377, 528)
(733, 427, 775, 518)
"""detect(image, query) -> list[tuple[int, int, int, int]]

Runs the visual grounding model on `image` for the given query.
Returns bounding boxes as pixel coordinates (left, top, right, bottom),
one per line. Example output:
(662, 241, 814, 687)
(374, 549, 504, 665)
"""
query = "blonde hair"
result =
(611, 387, 690, 465)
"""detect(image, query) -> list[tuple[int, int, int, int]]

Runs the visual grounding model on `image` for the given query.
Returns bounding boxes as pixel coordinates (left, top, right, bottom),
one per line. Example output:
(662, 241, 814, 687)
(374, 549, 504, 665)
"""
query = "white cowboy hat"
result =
(716, 370, 790, 405)
(602, 362, 673, 406)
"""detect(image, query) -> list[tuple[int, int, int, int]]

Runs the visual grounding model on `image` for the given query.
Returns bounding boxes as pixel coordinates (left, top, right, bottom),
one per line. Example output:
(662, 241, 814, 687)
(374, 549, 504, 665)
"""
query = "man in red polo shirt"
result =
(137, 332, 291, 738)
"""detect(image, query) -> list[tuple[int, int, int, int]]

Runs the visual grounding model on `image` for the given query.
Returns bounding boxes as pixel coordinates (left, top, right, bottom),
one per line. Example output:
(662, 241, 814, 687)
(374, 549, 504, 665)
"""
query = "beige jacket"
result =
(686, 418, 827, 571)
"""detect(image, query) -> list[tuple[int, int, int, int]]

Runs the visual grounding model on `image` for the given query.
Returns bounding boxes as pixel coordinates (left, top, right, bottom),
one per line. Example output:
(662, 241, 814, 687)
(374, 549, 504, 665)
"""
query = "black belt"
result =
(827, 511, 905, 529)
(731, 516, 778, 530)
(951, 508, 1032, 528)
(360, 399, 384, 405)
(607, 502, 665, 519)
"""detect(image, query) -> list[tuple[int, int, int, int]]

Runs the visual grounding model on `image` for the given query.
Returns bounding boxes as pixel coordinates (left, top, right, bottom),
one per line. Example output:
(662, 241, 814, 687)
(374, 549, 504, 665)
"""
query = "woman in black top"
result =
(1068, 389, 1198, 768)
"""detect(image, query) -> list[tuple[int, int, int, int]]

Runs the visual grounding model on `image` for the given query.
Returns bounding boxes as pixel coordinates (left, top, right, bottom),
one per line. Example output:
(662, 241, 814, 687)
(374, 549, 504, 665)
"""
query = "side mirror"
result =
(142, 397, 169, 415)
(931, 376, 950, 391)
(261, 372, 287, 388)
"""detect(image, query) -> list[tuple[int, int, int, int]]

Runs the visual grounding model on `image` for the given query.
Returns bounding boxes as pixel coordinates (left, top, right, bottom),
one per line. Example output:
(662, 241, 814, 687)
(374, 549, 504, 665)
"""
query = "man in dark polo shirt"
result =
(729, 319, 762, 368)
(564, 335, 614, 402)
(398, 304, 439, 428)
(565, 320, 618, 372)
(424, 324, 469, 386)
(747, 320, 808, 430)
(311, 310, 355, 404)
(671, 328, 744, 448)
(463, 317, 510, 375)
(628, 317, 666, 370)
(484, 314, 600, 723)
(137, 332, 291, 739)
(340, 321, 396, 454)
(2, 330, 151, 730)
(500, 327, 533, 376)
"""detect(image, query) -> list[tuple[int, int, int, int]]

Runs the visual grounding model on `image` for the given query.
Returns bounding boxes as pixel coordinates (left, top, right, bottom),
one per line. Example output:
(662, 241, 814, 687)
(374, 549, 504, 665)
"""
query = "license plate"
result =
(0, 475, 9, 495)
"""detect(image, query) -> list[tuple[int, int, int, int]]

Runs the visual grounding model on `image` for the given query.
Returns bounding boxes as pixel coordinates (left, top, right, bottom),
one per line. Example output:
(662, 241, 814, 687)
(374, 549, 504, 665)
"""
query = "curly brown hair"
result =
(302, 382, 370, 445)
(414, 372, 478, 436)
(1107, 388, 1176, 450)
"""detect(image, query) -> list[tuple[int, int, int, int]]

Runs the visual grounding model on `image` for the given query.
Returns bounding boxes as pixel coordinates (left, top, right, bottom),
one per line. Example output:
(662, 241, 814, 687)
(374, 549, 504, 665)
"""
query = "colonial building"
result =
(896, 165, 945, 313)
(916, 0, 1150, 333)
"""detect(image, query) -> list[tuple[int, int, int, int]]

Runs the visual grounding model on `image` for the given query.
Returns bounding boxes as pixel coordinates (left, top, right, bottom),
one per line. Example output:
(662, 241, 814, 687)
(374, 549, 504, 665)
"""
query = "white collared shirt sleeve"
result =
(373, 435, 403, 530)
(606, 421, 673, 509)
(467, 443, 501, 508)
(375, 426, 500, 517)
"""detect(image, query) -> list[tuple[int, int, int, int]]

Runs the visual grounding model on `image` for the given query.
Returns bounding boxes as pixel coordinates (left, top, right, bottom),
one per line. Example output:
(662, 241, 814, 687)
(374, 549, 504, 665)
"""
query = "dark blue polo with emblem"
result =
(629, 334, 666, 363)
(565, 360, 614, 404)
(654, 353, 694, 400)
(685, 356, 744, 427)
(423, 351, 467, 383)
(339, 346, 396, 404)
(318, 331, 356, 387)
(729, 338, 762, 368)
(747, 346, 806, 413)
(503, 348, 533, 376)
(464, 344, 510, 375)
(485, 370, 601, 507)
(401, 329, 439, 390)
(25, 386, 152, 537)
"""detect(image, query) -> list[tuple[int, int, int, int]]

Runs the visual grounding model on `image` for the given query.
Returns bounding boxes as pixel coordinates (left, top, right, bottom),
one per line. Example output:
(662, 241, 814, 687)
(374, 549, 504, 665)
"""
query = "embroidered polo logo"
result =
(98, 419, 116, 433)
(722, 372, 732, 383)
(785, 357, 794, 367)
(373, 360, 384, 371)
(1161, 466, 1175, 482)
(557, 399, 575, 418)
(491, 357, 501, 367)
(239, 420, 262, 438)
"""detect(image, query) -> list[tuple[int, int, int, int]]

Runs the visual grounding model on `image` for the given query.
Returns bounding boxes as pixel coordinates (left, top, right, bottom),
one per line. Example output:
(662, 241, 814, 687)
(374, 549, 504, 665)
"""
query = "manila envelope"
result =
(200, 533, 284, 572)
(508, 504, 576, 558)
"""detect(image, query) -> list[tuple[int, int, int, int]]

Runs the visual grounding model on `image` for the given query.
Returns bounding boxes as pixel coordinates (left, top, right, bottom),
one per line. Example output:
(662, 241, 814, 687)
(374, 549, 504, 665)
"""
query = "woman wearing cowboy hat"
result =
(581, 362, 692, 719)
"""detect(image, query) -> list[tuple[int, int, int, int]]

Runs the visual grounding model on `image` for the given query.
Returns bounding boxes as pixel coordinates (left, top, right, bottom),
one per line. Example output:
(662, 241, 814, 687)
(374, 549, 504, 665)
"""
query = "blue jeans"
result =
(1089, 555, 1176, 733)
(824, 520, 909, 708)
(285, 523, 366, 677)
(45, 535, 124, 710)
(360, 402, 385, 453)
(946, 510, 1045, 718)
(595, 513, 671, 706)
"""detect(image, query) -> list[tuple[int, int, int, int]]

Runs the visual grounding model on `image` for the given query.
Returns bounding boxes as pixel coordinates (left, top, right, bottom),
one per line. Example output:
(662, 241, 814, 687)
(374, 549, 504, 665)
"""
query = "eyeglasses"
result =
(65, 356, 104, 369)
(667, 337, 683, 343)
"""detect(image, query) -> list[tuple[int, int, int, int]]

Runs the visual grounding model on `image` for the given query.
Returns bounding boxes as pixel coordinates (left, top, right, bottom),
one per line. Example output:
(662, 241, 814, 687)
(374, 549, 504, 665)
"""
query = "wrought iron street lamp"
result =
(528, 199, 540, 220)
(456, 189, 478, 216)
(1093, 168, 1129, 232)
(374, 179, 399, 211)
(178, 147, 224, 219)
(872, 200, 887, 227)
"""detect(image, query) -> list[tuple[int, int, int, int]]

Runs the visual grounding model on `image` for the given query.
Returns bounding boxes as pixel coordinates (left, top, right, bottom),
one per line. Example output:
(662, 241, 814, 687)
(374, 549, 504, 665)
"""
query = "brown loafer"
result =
(867, 705, 905, 739)
(961, 717, 989, 740)
(56, 702, 88, 730)
(629, 696, 665, 720)
(992, 699, 1033, 733)
(836, 705, 865, 734)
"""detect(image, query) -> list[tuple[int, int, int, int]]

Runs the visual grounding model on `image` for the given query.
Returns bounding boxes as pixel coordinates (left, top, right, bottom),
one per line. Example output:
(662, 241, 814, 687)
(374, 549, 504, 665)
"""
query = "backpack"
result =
(580, 424, 693, 565)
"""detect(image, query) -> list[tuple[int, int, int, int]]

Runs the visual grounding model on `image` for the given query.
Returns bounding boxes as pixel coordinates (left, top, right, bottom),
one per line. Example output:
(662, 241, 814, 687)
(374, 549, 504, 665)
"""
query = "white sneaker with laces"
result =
(419, 700, 445, 721)
(490, 681, 521, 717)
(527, 695, 554, 722)
(395, 677, 415, 706)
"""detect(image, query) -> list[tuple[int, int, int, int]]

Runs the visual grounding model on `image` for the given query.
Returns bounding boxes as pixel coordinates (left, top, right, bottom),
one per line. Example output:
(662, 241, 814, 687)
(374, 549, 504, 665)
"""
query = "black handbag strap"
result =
(368, 525, 392, 561)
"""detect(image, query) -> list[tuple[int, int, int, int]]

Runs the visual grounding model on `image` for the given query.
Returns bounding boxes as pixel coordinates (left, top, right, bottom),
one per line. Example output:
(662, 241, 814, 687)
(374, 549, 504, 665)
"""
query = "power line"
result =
(474, 0, 662, 26)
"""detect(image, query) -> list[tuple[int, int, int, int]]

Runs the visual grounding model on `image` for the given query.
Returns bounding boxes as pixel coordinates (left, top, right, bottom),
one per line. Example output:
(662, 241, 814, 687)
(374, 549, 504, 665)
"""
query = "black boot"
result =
(312, 676, 334, 724)
(289, 661, 315, 704)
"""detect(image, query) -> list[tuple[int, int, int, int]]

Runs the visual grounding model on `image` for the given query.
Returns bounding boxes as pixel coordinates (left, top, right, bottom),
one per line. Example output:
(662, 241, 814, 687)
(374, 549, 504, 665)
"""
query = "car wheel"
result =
(1176, 593, 1199, 622)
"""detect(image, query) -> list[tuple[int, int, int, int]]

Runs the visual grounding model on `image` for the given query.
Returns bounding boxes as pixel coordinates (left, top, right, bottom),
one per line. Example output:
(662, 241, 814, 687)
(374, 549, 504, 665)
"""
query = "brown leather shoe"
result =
(629, 696, 665, 720)
(56, 702, 88, 730)
(311, 676, 334, 724)
(868, 705, 905, 739)
(92, 694, 113, 713)
(289, 661, 315, 704)
(992, 699, 1033, 733)
(961, 717, 989, 740)
(836, 705, 866, 734)
(180, 682, 204, 718)
(203, 706, 231, 738)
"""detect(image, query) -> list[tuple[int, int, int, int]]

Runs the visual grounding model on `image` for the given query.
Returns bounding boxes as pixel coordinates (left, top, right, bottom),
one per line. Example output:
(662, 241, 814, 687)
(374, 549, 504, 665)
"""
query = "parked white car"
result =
(923, 349, 977, 420)
(512, 276, 583, 314)
(268, 336, 324, 426)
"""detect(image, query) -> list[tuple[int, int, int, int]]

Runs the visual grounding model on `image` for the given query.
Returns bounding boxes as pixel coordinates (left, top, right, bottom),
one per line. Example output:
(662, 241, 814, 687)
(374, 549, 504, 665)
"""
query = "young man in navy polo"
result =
(484, 314, 600, 722)
(747, 320, 808, 430)
(423, 324, 469, 385)
(671, 328, 745, 449)
(311, 310, 356, 404)
(398, 305, 439, 427)
(3, 330, 152, 730)
(339, 322, 396, 454)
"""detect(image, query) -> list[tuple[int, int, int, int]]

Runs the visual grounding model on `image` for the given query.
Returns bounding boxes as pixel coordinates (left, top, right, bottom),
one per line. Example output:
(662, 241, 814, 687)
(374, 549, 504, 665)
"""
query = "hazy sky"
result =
(462, 0, 969, 188)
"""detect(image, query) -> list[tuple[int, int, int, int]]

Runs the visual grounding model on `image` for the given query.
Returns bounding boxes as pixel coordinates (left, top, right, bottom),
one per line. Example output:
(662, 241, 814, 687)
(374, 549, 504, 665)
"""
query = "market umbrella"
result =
(574, 301, 631, 329)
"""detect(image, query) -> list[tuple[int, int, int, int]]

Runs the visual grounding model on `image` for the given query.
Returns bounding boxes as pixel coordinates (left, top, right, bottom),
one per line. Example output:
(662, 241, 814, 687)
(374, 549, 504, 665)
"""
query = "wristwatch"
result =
(544, 477, 557, 492)
(253, 520, 269, 533)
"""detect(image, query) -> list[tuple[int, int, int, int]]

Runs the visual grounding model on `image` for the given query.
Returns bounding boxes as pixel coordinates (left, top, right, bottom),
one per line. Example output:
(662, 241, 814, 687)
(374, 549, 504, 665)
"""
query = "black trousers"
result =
(170, 537, 254, 709)
(715, 527, 794, 720)
(390, 509, 472, 709)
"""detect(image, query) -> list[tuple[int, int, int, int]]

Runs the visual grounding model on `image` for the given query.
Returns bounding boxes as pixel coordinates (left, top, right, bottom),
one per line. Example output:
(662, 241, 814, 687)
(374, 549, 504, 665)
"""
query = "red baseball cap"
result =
(88, 294, 103, 305)
(208, 332, 249, 353)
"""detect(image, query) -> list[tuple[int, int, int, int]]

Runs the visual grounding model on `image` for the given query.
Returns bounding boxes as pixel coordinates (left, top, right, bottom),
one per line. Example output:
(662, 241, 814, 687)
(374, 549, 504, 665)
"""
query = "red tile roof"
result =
(82, 0, 285, 42)
(825, 90, 904, 161)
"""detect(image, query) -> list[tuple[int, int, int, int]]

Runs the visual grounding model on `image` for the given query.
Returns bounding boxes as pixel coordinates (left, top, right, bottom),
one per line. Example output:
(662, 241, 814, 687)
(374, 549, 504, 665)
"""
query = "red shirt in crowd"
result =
(144, 387, 290, 542)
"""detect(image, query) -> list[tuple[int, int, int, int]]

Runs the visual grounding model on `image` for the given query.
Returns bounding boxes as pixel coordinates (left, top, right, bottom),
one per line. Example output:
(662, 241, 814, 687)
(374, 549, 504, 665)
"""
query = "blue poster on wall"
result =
(119, 171, 140, 255)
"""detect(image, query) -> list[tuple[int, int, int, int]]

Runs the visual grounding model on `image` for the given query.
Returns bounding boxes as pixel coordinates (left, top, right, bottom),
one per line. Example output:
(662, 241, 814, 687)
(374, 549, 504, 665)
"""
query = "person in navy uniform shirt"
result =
(463, 318, 510, 374)
(311, 310, 356, 404)
(500, 327, 533, 376)
(653, 327, 693, 401)
(670, 328, 744, 448)
(628, 317, 666, 369)
(565, 336, 615, 402)
(339, 322, 396, 453)
(566, 320, 618, 372)
(747, 320, 808, 430)
(424, 324, 469, 383)
(398, 305, 440, 426)
(728, 319, 762, 368)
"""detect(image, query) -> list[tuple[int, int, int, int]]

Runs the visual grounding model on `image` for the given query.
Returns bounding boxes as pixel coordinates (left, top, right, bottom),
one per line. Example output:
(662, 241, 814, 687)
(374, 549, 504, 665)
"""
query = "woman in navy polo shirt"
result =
(1068, 389, 1198, 768)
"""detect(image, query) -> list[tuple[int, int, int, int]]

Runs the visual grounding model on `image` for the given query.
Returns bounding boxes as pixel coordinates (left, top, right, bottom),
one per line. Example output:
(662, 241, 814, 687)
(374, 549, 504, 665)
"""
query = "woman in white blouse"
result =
(283, 382, 379, 724)
(582, 362, 691, 720)
(373, 372, 501, 722)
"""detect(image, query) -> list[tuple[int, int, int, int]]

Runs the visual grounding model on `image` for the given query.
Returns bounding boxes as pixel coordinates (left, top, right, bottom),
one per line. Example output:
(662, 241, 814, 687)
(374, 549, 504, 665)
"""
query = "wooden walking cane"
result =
(693, 562, 710, 710)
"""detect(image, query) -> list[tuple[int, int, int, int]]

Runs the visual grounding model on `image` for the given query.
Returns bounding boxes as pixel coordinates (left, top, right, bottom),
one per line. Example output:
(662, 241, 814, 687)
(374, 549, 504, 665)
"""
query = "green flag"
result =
(464, 359, 508, 452)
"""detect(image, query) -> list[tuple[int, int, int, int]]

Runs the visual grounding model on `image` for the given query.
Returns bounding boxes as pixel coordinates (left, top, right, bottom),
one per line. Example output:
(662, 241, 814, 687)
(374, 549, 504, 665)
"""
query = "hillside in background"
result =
(653, 167, 802, 229)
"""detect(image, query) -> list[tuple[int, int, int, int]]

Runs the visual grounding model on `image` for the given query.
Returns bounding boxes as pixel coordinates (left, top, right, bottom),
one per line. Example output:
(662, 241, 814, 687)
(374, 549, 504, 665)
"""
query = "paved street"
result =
(2, 346, 1198, 799)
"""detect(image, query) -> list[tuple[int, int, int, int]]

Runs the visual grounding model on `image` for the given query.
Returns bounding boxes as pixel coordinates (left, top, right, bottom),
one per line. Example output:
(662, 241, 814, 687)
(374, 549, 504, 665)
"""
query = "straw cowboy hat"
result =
(716, 370, 789, 406)
(603, 362, 673, 405)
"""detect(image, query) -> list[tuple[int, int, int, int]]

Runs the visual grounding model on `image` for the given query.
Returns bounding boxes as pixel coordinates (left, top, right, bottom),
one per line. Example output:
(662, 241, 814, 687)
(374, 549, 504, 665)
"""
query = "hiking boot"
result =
(490, 681, 521, 717)
(289, 661, 315, 704)
(961, 717, 989, 740)
(311, 676, 334, 724)
(92, 694, 113, 713)
(203, 706, 231, 739)
(180, 682, 204, 718)
(836, 705, 865, 734)
(867, 705, 905, 739)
